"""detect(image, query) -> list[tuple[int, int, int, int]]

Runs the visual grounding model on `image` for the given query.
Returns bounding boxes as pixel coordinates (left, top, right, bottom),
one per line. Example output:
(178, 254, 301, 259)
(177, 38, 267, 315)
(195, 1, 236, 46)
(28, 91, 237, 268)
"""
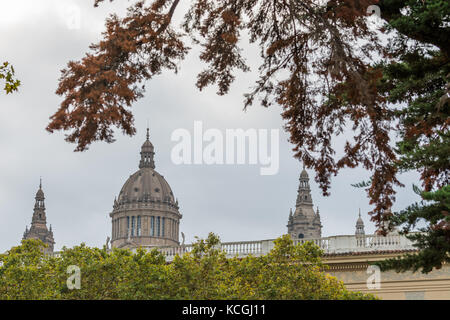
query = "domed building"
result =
(110, 129, 182, 249)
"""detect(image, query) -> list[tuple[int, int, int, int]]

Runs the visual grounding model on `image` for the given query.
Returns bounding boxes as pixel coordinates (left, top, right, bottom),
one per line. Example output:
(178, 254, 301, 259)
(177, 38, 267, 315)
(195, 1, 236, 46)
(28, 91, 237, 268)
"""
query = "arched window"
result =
(298, 233, 304, 239)
(127, 216, 130, 236)
(131, 216, 135, 236)
(162, 217, 165, 237)
(150, 216, 155, 236)
(156, 217, 161, 237)
(137, 216, 141, 236)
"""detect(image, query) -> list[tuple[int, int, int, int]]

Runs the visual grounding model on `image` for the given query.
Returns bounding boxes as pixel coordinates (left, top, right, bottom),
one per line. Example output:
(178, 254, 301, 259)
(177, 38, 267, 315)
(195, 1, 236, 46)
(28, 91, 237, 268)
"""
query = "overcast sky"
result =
(0, 0, 422, 252)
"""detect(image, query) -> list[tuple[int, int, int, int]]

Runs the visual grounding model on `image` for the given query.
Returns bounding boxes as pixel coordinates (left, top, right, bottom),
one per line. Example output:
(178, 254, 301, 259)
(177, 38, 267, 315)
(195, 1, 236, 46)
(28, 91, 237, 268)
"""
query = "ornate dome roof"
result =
(36, 188, 44, 199)
(356, 210, 364, 226)
(118, 168, 175, 204)
(114, 128, 178, 210)
(141, 139, 154, 150)
(35, 179, 44, 199)
(356, 214, 364, 226)
(300, 167, 308, 179)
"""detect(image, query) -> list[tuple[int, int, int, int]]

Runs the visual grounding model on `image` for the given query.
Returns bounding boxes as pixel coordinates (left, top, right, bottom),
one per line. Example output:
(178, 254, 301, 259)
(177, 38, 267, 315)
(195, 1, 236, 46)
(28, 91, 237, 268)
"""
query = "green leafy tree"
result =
(0, 240, 56, 299)
(0, 235, 375, 300)
(0, 62, 20, 94)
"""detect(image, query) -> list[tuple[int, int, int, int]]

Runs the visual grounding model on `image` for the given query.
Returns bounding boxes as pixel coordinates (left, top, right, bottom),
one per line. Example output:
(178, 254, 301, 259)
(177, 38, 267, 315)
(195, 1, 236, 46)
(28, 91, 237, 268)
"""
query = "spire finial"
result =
(139, 124, 155, 169)
(39, 177, 42, 189)
(359, 208, 361, 217)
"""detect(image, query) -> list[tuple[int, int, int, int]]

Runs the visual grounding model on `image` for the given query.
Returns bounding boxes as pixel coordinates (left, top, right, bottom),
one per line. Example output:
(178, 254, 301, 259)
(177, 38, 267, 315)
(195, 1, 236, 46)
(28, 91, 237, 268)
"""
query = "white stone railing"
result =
(135, 233, 417, 262)
(51, 233, 418, 261)
(147, 240, 265, 261)
(292, 233, 415, 254)
(221, 240, 263, 256)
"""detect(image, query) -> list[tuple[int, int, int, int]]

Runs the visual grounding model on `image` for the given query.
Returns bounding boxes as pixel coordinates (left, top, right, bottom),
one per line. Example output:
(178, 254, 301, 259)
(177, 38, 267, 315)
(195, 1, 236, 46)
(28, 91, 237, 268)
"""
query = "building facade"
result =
(287, 168, 322, 239)
(23, 180, 55, 253)
(17, 130, 449, 300)
(110, 129, 182, 249)
(325, 251, 450, 300)
(145, 225, 450, 300)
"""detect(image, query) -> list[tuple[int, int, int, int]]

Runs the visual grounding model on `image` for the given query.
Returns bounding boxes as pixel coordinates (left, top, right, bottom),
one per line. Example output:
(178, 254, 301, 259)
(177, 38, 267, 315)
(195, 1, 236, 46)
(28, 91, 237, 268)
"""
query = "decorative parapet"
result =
(50, 233, 418, 261)
(133, 233, 418, 262)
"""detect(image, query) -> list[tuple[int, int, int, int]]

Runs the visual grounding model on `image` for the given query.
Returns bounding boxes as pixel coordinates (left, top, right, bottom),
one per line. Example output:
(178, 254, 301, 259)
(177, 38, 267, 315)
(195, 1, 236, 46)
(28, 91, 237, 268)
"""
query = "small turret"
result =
(287, 165, 322, 239)
(139, 127, 155, 169)
(296, 167, 313, 206)
(22, 179, 55, 253)
(355, 209, 365, 236)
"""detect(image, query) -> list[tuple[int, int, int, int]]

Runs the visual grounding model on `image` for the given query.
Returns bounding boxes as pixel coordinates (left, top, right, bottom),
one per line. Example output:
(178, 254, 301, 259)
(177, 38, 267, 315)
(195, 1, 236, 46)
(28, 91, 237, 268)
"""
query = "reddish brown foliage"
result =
(48, 0, 187, 150)
(49, 0, 440, 229)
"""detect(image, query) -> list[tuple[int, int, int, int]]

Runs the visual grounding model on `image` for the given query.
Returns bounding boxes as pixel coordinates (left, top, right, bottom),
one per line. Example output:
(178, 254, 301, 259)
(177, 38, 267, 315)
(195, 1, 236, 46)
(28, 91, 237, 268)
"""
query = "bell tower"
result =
(23, 179, 55, 253)
(287, 167, 322, 239)
(355, 209, 365, 236)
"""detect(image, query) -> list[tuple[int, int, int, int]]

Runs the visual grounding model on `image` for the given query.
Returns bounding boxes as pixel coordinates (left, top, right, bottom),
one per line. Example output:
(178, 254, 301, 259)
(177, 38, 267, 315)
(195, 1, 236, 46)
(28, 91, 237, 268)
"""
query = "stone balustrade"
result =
(135, 233, 417, 262)
(51, 233, 417, 261)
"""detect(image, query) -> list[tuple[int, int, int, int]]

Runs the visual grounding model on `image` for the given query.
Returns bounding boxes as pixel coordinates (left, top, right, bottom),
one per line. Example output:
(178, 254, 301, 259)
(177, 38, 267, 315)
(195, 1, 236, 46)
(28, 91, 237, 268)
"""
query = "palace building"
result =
(18, 128, 450, 300)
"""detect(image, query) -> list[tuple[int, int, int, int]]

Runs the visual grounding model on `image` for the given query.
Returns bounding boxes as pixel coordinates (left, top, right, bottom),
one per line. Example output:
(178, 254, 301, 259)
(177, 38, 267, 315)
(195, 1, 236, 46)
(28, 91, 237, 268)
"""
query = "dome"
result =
(141, 139, 154, 151)
(115, 127, 176, 207)
(35, 179, 44, 199)
(300, 168, 308, 178)
(110, 128, 181, 249)
(356, 215, 364, 226)
(356, 210, 364, 226)
(36, 188, 44, 199)
(117, 167, 175, 206)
